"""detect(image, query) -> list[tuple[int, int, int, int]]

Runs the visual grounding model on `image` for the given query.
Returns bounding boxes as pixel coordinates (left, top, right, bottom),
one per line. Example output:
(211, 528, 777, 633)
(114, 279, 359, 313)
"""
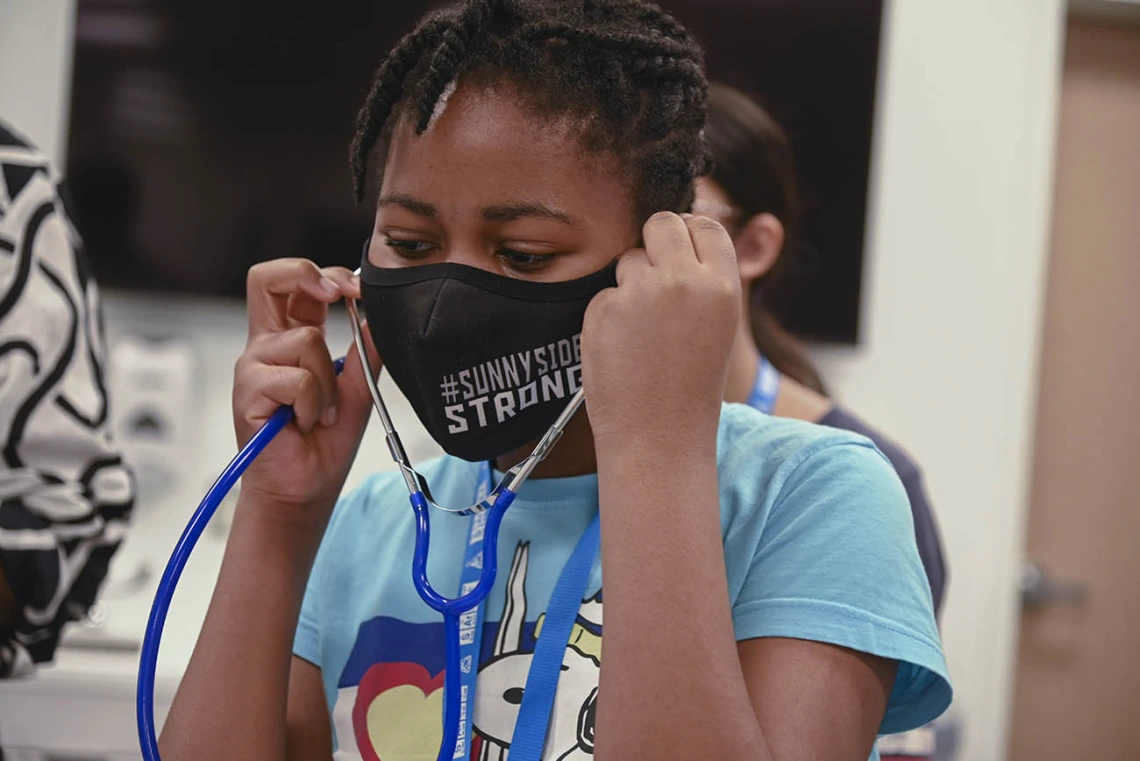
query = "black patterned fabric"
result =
(0, 121, 135, 678)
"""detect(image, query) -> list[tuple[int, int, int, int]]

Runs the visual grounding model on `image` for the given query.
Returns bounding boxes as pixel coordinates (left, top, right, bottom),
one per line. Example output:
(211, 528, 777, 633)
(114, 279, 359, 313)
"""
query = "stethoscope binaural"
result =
(136, 277, 585, 761)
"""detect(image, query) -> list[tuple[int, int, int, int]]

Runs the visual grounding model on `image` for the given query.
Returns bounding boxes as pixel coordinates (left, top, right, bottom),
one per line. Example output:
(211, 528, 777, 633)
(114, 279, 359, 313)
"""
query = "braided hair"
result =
(349, 0, 710, 224)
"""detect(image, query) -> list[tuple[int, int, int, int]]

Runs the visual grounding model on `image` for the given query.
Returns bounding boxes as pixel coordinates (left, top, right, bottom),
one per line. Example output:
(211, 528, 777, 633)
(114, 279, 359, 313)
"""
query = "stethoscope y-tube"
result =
(137, 288, 583, 761)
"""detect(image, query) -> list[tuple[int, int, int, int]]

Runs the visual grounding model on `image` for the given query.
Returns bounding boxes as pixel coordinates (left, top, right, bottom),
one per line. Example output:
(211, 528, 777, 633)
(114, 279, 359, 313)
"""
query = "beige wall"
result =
(812, 1, 1065, 757)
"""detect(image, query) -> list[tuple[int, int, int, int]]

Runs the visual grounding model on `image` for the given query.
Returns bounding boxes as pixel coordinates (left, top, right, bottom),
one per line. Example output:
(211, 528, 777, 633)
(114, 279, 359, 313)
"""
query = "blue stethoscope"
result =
(136, 288, 595, 761)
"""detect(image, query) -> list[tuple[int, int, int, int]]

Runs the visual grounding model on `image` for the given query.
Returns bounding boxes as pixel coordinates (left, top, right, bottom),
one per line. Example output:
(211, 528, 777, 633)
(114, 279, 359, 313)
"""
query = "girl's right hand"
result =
(232, 259, 381, 528)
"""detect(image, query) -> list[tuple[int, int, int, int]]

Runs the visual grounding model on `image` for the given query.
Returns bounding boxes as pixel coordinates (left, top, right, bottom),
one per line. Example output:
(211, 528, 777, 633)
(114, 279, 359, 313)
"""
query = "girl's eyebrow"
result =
(378, 193, 438, 217)
(378, 194, 580, 226)
(481, 201, 580, 226)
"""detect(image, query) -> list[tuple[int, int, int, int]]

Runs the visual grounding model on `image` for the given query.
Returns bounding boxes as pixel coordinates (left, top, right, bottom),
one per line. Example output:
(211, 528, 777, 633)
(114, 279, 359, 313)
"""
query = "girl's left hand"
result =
(582, 211, 740, 449)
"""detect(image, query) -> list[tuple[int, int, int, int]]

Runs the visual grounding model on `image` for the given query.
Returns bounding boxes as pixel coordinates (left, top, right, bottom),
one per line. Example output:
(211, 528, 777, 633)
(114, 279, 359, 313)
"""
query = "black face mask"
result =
(358, 251, 617, 462)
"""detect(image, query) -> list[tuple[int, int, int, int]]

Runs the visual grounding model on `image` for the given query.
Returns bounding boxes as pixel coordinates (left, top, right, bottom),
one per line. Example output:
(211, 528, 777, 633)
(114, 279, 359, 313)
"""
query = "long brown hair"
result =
(704, 82, 827, 395)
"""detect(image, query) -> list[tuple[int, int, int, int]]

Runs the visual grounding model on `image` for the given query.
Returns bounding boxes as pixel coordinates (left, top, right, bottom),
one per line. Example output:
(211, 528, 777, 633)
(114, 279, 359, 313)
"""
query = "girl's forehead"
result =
(381, 84, 633, 223)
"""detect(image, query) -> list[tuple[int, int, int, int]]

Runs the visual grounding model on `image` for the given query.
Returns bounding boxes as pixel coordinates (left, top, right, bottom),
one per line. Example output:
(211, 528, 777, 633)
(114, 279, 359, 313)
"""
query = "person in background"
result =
(695, 82, 947, 760)
(0, 121, 136, 680)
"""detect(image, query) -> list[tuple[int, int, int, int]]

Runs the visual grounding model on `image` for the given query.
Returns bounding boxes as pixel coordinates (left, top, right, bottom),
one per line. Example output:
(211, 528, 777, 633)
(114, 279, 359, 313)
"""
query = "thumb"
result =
(336, 323, 383, 424)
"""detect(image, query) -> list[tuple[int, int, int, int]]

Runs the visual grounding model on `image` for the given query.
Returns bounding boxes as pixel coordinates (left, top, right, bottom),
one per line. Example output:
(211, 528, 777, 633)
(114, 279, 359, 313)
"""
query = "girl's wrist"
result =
(594, 425, 718, 477)
(233, 489, 335, 556)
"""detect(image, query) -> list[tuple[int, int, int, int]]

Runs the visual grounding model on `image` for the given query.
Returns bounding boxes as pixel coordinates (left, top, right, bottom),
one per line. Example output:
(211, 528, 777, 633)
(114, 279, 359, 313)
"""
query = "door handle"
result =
(1020, 561, 1089, 607)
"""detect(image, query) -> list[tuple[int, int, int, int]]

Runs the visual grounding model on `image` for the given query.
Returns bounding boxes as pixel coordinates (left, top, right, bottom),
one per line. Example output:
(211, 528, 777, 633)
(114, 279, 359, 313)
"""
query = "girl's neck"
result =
(494, 408, 598, 478)
(724, 307, 764, 405)
(726, 307, 834, 423)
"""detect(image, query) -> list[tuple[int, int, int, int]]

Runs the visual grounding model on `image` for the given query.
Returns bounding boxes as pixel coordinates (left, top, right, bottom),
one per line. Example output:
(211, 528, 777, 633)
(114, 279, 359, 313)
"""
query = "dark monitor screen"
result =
(67, 0, 881, 343)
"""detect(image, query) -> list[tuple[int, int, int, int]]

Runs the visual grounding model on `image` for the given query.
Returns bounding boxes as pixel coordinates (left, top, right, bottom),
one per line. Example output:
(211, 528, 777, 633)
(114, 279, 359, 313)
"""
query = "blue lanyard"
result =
(746, 355, 780, 414)
(452, 466, 493, 759)
(455, 462, 601, 761)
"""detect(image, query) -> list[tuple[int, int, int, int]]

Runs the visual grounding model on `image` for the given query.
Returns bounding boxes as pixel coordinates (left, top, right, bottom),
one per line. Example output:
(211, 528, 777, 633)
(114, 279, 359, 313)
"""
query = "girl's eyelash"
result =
(384, 239, 557, 270)
(384, 238, 434, 256)
(498, 248, 557, 269)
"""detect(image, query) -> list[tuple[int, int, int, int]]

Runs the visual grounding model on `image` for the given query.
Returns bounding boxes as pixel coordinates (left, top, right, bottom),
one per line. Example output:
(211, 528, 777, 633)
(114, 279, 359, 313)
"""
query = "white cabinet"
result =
(0, 649, 174, 759)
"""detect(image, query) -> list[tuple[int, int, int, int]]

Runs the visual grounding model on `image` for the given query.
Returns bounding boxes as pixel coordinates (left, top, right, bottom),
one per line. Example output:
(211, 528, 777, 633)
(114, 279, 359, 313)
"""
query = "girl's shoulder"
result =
(716, 402, 888, 480)
(714, 401, 910, 538)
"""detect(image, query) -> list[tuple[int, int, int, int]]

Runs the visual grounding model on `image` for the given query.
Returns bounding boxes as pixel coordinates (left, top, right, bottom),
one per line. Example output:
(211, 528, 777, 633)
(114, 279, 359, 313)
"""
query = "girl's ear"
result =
(734, 212, 785, 283)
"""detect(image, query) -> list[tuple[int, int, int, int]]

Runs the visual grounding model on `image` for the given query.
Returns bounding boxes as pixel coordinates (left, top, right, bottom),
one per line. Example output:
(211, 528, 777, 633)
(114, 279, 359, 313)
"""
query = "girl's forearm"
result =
(593, 435, 770, 761)
(159, 493, 328, 761)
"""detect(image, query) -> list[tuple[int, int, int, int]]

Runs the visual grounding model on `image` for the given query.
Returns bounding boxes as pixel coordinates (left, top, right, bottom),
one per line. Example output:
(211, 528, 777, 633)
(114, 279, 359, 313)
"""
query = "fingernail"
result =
(319, 277, 339, 296)
(321, 404, 338, 427)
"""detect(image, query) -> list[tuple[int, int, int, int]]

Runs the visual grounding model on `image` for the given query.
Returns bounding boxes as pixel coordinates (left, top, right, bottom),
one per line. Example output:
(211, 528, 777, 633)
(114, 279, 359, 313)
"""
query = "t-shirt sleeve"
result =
(818, 406, 948, 620)
(292, 483, 366, 668)
(293, 560, 323, 667)
(897, 465, 947, 619)
(730, 440, 952, 735)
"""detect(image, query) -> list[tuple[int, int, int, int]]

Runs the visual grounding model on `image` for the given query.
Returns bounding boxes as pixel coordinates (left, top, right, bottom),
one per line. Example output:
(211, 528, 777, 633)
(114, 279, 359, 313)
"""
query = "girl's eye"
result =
(498, 248, 556, 272)
(384, 238, 436, 259)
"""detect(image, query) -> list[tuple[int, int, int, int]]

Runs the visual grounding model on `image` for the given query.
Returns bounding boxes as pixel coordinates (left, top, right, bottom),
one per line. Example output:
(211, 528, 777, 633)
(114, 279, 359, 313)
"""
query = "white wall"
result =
(811, 1, 1065, 758)
(0, 0, 76, 165)
(0, 1, 1067, 759)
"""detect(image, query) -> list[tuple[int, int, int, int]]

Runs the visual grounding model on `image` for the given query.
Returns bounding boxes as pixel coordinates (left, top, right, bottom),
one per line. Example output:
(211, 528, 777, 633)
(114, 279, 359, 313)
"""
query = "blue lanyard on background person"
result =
(746, 355, 781, 414)
(456, 462, 601, 761)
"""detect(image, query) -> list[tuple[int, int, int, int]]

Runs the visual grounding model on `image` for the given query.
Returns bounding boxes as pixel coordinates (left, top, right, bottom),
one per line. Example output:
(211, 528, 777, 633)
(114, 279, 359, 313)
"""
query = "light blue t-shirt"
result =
(295, 403, 951, 760)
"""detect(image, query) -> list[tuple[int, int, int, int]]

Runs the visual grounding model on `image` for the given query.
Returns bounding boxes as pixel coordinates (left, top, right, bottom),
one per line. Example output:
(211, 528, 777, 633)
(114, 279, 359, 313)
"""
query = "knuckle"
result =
(646, 211, 677, 227)
(248, 258, 314, 287)
(233, 356, 258, 393)
(322, 265, 357, 281)
(587, 292, 616, 320)
(246, 262, 269, 292)
(294, 325, 326, 351)
(243, 333, 276, 360)
(239, 362, 280, 406)
(293, 370, 321, 401)
(713, 277, 738, 302)
(657, 270, 682, 293)
(587, 289, 610, 310)
(689, 216, 726, 235)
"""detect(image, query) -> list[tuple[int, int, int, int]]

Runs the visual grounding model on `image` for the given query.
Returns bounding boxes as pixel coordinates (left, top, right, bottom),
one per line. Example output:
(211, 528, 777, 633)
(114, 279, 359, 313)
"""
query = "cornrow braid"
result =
(349, 14, 452, 201)
(582, 0, 691, 42)
(349, 0, 710, 222)
(412, 1, 502, 133)
(517, 20, 696, 60)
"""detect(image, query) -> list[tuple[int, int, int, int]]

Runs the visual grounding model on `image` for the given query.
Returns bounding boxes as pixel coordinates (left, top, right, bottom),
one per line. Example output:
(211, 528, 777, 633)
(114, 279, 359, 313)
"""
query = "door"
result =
(1007, 16, 1140, 761)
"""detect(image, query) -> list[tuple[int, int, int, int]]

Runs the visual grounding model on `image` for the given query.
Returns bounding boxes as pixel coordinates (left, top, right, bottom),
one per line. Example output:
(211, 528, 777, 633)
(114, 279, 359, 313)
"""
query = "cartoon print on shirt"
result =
(331, 539, 602, 761)
(474, 543, 602, 761)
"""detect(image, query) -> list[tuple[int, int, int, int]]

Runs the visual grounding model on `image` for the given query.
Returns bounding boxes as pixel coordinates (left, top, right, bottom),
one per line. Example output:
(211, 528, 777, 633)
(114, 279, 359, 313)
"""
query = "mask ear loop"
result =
(344, 277, 586, 516)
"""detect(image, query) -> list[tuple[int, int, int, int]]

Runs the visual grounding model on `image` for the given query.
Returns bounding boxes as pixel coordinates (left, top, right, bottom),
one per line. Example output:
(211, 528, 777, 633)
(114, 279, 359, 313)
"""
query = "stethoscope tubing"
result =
(408, 489, 516, 761)
(136, 394, 307, 761)
(139, 289, 579, 761)
(136, 354, 512, 761)
(410, 489, 515, 616)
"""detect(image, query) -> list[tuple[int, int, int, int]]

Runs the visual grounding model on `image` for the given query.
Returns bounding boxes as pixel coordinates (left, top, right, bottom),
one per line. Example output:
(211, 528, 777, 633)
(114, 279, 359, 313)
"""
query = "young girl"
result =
(161, 3, 950, 760)
(695, 82, 948, 617)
